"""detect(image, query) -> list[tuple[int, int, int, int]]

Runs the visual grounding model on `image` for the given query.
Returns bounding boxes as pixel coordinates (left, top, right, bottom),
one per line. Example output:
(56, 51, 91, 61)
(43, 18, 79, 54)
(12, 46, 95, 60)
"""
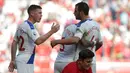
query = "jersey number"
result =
(18, 36, 25, 51)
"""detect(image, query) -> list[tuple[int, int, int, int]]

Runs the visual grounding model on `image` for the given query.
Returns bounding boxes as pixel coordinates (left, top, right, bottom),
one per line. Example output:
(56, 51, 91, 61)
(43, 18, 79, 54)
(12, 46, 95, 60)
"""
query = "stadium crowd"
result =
(0, 0, 130, 73)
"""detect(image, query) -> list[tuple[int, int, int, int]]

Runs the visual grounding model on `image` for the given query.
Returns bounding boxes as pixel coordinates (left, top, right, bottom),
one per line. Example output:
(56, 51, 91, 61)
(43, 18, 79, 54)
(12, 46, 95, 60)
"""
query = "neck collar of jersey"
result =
(76, 18, 92, 27)
(25, 20, 35, 29)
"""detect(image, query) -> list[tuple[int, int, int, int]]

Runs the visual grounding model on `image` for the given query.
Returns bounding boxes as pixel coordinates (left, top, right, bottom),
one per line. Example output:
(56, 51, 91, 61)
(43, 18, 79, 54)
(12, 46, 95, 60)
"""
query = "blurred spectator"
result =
(0, 0, 4, 14)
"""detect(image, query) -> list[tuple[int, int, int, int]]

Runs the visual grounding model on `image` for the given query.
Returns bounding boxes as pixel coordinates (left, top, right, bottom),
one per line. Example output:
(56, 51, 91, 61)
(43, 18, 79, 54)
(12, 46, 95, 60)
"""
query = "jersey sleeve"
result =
(13, 29, 18, 42)
(26, 24, 40, 42)
(63, 25, 77, 38)
(74, 23, 86, 39)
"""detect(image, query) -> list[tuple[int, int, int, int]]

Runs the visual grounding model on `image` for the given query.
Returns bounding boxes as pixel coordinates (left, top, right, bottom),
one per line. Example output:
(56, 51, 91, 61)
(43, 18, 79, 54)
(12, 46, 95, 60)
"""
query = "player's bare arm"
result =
(35, 23, 60, 45)
(51, 36, 80, 48)
(80, 38, 95, 47)
(80, 38, 103, 51)
(51, 36, 94, 48)
(8, 40, 17, 72)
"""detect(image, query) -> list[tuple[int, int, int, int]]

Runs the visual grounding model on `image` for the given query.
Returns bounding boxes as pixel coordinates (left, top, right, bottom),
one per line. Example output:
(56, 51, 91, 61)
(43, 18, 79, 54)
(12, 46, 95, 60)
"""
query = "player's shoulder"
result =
(20, 20, 35, 30)
(93, 20, 100, 28)
(65, 24, 77, 29)
(65, 24, 77, 33)
(16, 22, 24, 29)
(16, 21, 30, 31)
(64, 61, 76, 69)
(86, 19, 100, 27)
(91, 19, 100, 25)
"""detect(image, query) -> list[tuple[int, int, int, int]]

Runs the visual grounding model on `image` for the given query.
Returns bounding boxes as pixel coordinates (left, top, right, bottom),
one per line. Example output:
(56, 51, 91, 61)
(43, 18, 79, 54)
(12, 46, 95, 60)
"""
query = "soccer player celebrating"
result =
(8, 4, 59, 73)
(51, 24, 94, 73)
(51, 2, 103, 73)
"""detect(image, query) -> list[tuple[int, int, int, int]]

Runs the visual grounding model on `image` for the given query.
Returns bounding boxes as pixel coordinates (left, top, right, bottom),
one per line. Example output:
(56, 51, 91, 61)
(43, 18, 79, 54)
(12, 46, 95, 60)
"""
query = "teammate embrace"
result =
(51, 2, 102, 73)
(8, 1, 102, 73)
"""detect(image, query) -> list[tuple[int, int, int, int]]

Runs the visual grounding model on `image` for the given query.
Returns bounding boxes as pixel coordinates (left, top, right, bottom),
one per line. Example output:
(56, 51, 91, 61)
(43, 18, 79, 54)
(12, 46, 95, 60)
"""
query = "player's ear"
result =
(30, 11, 34, 16)
(80, 11, 83, 16)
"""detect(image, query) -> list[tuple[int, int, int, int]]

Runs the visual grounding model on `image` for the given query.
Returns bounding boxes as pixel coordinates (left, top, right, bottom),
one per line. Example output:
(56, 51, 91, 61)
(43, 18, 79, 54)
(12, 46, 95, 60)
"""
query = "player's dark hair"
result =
(79, 49, 94, 60)
(76, 2, 89, 15)
(27, 4, 42, 15)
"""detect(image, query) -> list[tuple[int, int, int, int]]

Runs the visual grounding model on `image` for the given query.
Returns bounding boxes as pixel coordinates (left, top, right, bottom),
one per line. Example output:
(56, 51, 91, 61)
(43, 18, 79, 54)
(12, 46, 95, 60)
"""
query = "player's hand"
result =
(96, 39, 101, 45)
(8, 61, 15, 72)
(51, 23, 60, 33)
(51, 40, 57, 48)
(81, 38, 95, 47)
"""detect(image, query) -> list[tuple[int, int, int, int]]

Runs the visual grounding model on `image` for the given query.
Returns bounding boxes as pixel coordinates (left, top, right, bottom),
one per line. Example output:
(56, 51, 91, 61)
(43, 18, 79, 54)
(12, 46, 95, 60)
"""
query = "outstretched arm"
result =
(51, 36, 80, 48)
(80, 38, 95, 47)
(79, 38, 103, 51)
(51, 36, 94, 48)
(35, 23, 60, 45)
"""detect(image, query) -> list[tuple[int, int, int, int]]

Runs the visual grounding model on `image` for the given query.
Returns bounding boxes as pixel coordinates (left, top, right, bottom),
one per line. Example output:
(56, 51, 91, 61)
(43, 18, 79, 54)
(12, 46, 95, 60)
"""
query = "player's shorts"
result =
(54, 61, 71, 73)
(15, 53, 35, 73)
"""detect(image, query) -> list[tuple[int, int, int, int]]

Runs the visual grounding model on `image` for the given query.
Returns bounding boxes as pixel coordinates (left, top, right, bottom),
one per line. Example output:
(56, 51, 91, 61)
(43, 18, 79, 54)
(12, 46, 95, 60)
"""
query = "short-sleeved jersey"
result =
(62, 61, 92, 73)
(55, 24, 77, 62)
(74, 18, 102, 64)
(14, 20, 40, 54)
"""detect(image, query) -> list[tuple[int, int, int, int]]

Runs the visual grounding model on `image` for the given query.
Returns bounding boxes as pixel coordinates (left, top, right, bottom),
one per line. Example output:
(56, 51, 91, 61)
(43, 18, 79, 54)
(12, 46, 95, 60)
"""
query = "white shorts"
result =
(15, 53, 35, 73)
(16, 62, 34, 73)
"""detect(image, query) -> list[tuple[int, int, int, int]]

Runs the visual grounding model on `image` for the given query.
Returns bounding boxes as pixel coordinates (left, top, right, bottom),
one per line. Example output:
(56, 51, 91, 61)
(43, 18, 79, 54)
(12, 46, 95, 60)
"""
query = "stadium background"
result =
(0, 0, 130, 73)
